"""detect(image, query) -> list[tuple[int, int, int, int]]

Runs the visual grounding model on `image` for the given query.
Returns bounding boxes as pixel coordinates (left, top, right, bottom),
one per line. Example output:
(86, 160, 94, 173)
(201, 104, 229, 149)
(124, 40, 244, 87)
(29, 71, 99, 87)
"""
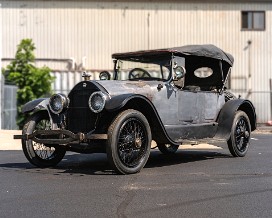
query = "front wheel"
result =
(22, 111, 66, 167)
(107, 109, 152, 174)
(227, 111, 251, 157)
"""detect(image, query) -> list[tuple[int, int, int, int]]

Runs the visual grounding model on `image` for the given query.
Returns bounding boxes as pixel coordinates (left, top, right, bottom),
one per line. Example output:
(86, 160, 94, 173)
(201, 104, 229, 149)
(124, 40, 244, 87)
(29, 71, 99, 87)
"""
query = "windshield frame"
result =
(113, 55, 172, 82)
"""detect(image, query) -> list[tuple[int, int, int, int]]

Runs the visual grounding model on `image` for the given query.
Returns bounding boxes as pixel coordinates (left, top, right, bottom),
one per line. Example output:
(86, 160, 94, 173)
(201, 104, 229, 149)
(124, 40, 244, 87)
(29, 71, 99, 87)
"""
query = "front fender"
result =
(22, 98, 49, 113)
(105, 94, 135, 112)
(215, 99, 256, 140)
(105, 94, 179, 146)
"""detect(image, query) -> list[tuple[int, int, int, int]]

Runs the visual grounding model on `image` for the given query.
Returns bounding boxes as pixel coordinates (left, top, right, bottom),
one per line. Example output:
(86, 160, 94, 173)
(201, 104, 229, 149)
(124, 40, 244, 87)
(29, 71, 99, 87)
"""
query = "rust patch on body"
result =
(125, 81, 148, 88)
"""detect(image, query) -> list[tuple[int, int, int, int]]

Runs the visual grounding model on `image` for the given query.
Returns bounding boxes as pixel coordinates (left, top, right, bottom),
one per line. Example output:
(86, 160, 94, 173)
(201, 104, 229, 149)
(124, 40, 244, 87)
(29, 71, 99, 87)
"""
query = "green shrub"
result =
(3, 39, 54, 129)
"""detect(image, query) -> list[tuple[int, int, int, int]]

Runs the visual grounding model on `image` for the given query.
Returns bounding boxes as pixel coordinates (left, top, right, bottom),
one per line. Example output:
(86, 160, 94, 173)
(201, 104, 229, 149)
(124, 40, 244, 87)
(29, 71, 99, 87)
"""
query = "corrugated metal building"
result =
(1, 0, 271, 123)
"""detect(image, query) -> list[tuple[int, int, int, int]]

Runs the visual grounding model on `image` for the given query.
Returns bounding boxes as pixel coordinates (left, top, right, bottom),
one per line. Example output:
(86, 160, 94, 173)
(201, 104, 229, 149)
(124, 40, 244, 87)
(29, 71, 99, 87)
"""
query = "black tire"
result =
(22, 111, 66, 167)
(157, 143, 179, 154)
(107, 109, 152, 174)
(227, 111, 251, 157)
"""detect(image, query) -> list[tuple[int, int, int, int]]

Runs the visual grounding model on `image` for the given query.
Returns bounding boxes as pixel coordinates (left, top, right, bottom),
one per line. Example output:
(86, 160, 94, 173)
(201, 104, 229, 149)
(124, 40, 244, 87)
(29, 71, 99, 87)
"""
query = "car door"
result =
(176, 89, 224, 140)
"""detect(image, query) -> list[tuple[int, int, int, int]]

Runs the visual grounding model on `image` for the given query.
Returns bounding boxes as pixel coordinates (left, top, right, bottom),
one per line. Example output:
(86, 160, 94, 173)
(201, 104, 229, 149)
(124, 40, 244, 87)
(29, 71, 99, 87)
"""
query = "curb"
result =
(0, 130, 22, 150)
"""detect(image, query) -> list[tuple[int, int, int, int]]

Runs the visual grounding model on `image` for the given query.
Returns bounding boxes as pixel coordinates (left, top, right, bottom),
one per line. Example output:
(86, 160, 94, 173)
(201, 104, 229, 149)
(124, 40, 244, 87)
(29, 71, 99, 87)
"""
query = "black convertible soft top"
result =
(112, 44, 234, 66)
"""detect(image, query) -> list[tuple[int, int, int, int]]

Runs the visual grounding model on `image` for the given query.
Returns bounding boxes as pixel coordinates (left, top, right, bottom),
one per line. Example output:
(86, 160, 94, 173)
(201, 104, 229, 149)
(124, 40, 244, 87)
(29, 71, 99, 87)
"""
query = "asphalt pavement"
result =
(1, 130, 272, 218)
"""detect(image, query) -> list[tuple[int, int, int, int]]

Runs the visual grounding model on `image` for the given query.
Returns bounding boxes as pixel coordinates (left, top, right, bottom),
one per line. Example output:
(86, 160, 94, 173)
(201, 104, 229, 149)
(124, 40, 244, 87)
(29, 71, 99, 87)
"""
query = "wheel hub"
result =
(244, 131, 250, 138)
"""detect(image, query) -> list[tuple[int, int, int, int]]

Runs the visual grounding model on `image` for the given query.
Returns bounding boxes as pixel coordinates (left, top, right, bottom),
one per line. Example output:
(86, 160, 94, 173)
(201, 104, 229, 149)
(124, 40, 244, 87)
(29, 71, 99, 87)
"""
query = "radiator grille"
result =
(67, 89, 97, 133)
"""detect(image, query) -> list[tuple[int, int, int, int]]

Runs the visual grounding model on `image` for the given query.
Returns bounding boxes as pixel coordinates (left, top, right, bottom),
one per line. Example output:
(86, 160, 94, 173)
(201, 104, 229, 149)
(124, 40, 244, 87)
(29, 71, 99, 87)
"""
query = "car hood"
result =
(96, 80, 161, 100)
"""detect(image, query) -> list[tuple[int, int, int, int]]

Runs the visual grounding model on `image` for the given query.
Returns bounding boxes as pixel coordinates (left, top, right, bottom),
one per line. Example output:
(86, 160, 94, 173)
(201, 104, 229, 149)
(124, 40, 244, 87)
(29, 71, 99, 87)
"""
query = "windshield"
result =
(114, 59, 171, 81)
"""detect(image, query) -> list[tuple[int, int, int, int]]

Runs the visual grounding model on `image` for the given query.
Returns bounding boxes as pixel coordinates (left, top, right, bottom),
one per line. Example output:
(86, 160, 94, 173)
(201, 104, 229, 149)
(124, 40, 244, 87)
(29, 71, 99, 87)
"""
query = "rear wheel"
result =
(107, 109, 151, 174)
(157, 143, 179, 154)
(22, 111, 66, 167)
(227, 111, 251, 157)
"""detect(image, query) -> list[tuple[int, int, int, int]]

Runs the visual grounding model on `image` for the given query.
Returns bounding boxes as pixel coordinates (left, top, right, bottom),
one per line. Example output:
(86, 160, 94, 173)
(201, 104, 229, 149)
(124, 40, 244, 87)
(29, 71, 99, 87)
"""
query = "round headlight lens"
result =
(88, 91, 106, 113)
(49, 94, 69, 114)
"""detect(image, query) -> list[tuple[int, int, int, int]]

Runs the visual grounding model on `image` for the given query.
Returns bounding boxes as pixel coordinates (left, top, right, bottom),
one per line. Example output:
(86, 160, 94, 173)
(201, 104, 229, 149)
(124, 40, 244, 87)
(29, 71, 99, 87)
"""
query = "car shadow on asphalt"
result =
(0, 149, 231, 175)
(145, 149, 231, 168)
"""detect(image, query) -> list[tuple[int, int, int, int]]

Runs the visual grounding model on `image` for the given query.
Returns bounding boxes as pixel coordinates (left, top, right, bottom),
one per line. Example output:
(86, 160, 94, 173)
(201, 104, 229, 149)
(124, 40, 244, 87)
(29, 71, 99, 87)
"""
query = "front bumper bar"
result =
(14, 129, 108, 145)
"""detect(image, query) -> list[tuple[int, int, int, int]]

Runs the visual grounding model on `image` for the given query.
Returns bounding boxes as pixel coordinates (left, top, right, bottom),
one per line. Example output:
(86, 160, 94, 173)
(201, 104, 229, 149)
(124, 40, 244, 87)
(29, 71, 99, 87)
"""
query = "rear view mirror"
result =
(173, 66, 186, 80)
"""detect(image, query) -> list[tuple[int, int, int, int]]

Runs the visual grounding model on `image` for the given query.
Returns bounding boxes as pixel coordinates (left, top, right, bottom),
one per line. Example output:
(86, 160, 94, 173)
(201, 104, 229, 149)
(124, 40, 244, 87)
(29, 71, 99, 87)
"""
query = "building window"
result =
(242, 11, 265, 31)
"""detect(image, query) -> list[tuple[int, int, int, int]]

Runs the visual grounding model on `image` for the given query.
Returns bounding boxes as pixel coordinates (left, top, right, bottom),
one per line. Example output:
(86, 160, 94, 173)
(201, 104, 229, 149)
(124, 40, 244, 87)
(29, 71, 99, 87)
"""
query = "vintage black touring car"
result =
(14, 44, 256, 174)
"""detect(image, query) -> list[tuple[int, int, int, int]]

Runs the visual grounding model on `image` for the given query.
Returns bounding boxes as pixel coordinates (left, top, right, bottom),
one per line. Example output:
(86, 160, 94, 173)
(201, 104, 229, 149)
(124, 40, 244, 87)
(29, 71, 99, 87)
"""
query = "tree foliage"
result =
(4, 39, 54, 129)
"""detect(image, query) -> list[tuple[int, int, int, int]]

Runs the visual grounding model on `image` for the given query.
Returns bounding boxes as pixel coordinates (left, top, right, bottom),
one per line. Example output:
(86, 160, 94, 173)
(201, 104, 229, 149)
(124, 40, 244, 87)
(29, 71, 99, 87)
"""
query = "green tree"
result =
(3, 39, 54, 129)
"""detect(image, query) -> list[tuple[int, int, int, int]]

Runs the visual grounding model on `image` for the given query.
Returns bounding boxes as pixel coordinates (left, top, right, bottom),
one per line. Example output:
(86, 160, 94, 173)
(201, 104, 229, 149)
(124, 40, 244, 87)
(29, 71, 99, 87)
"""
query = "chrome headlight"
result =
(49, 94, 69, 114)
(88, 91, 107, 113)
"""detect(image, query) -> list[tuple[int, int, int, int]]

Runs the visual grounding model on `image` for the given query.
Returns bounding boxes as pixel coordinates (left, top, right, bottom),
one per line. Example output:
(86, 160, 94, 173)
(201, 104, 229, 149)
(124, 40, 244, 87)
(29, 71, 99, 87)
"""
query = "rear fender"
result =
(215, 99, 256, 140)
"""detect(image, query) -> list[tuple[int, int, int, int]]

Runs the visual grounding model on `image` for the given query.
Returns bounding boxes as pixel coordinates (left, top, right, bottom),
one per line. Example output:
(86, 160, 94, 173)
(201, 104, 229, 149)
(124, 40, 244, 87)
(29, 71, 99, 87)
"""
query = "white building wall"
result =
(1, 1, 272, 123)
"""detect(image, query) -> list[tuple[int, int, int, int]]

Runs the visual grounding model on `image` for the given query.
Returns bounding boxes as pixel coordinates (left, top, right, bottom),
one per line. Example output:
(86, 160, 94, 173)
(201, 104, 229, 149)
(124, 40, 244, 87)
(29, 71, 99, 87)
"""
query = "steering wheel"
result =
(128, 68, 151, 80)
